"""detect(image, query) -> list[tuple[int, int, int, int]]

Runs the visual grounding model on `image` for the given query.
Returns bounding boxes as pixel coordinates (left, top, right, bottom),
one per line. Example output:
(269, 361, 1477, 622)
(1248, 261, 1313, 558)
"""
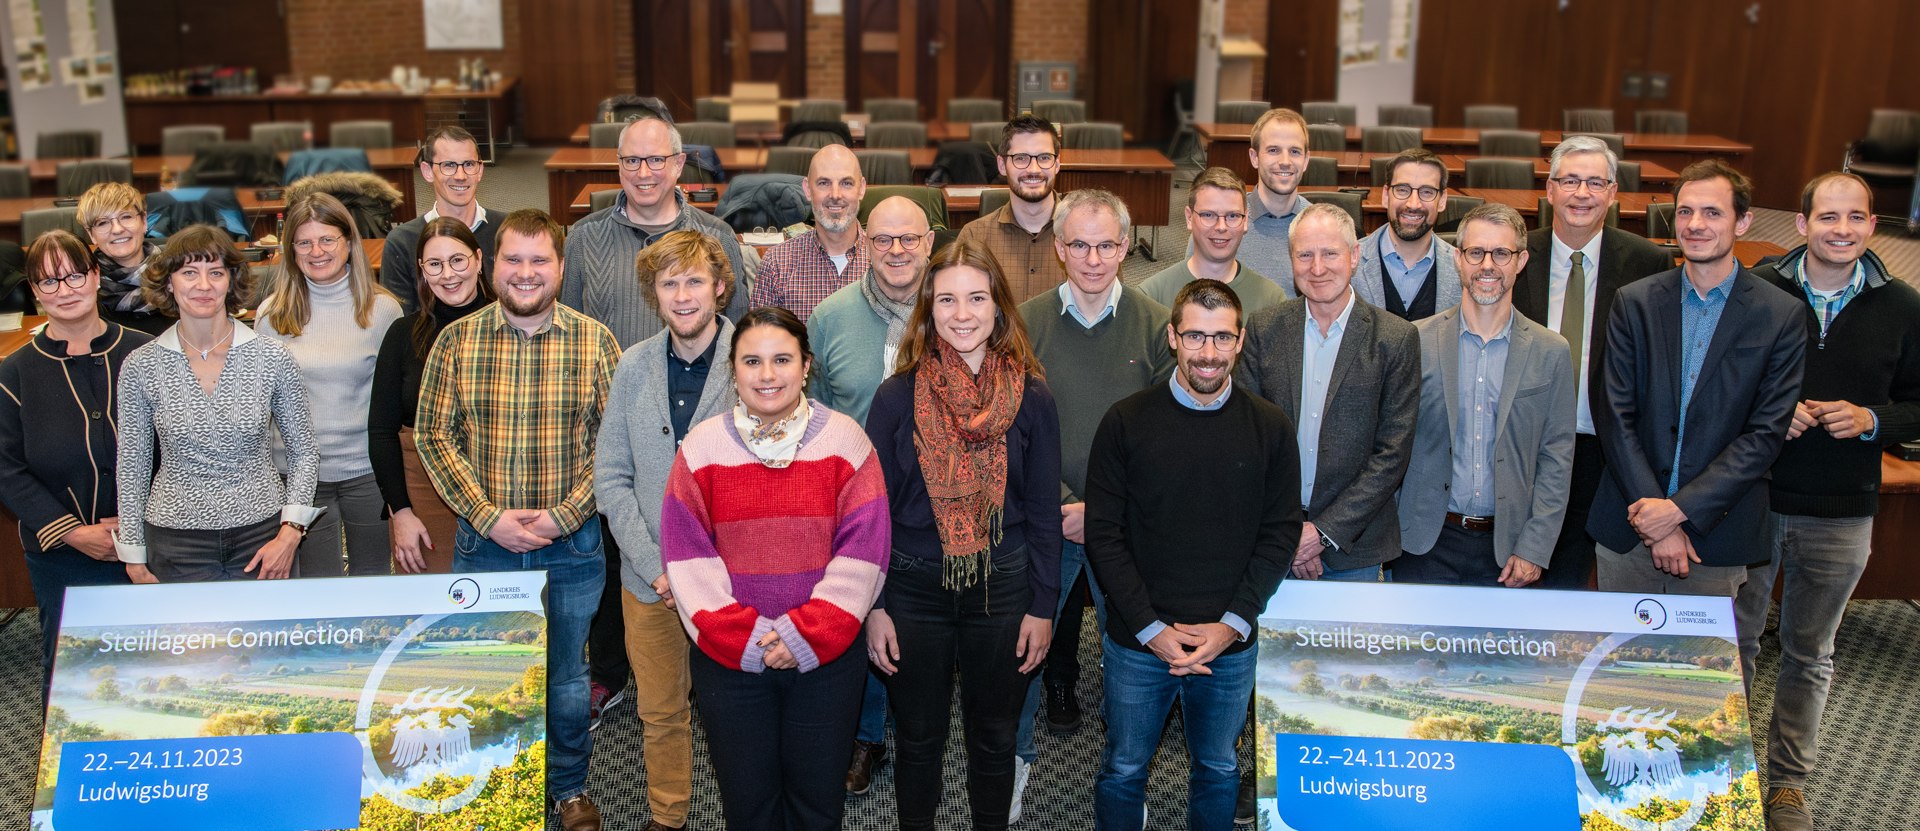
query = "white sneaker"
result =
(1010, 757, 1032, 824)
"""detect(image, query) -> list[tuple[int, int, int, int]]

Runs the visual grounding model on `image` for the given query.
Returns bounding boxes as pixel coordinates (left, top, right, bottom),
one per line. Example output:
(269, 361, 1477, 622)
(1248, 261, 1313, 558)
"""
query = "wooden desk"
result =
(1306, 151, 1676, 189)
(0, 189, 291, 242)
(1459, 188, 1669, 235)
(1200, 121, 1747, 183)
(1296, 185, 1393, 233)
(569, 182, 989, 229)
(1867, 453, 1920, 599)
(122, 77, 519, 157)
(544, 147, 767, 217)
(260, 238, 385, 272)
(0, 317, 46, 606)
(27, 147, 423, 222)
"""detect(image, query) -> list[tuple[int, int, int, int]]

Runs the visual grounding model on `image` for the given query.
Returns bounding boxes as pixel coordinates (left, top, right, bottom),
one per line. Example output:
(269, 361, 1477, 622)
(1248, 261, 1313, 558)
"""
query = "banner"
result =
(1256, 581, 1762, 831)
(33, 572, 550, 831)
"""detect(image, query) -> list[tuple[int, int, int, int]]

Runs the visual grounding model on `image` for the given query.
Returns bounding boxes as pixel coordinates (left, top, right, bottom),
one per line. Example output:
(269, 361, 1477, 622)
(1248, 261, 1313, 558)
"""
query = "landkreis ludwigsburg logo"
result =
(1633, 598, 1667, 630)
(447, 578, 480, 609)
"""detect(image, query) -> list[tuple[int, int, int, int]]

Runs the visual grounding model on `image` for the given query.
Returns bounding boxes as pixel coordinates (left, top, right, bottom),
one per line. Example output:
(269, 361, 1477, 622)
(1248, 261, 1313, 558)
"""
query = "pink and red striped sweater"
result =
(661, 404, 890, 672)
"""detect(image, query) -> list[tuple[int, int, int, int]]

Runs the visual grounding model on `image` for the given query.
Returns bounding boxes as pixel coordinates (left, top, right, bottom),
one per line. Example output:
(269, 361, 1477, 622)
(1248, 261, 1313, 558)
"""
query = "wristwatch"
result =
(281, 520, 310, 538)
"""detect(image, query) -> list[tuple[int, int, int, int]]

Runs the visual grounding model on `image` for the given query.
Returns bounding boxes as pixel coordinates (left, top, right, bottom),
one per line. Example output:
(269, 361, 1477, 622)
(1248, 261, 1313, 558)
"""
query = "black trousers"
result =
(692, 643, 865, 831)
(146, 515, 282, 583)
(588, 521, 632, 688)
(1394, 524, 1504, 586)
(1537, 433, 1603, 589)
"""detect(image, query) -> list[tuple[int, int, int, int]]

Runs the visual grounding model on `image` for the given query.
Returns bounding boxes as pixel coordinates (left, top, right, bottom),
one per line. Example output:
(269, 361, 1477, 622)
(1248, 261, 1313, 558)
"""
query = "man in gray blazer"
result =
(1240, 202, 1421, 582)
(1397, 203, 1576, 586)
(1352, 148, 1461, 321)
(593, 230, 739, 831)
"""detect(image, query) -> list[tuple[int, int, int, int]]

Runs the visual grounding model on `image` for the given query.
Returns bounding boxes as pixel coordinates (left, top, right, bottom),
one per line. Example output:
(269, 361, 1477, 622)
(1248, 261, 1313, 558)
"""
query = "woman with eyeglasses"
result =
(255, 193, 403, 577)
(368, 217, 492, 573)
(117, 224, 319, 582)
(0, 230, 154, 686)
(863, 240, 1061, 831)
(77, 182, 171, 335)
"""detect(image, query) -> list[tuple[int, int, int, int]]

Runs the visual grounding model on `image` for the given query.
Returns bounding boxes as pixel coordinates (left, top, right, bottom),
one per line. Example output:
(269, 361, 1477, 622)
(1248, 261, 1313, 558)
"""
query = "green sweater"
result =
(1018, 285, 1174, 500)
(1136, 258, 1285, 318)
(806, 280, 892, 426)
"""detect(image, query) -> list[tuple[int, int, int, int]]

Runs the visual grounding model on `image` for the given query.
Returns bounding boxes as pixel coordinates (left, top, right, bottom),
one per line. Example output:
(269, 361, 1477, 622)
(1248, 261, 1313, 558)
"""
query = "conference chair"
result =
(599, 95, 670, 124)
(855, 149, 913, 185)
(1433, 195, 1483, 233)
(1646, 201, 1676, 239)
(765, 146, 819, 177)
(859, 185, 950, 231)
(866, 123, 928, 149)
(1064, 123, 1123, 150)
(1378, 104, 1434, 128)
(794, 99, 847, 123)
(1307, 124, 1346, 151)
(1479, 130, 1542, 158)
(162, 125, 225, 157)
(1302, 102, 1356, 126)
(1538, 196, 1619, 229)
(250, 121, 313, 153)
(589, 123, 626, 149)
(1567, 132, 1625, 159)
(1463, 105, 1519, 130)
(1304, 155, 1338, 187)
(1635, 110, 1689, 135)
(0, 165, 28, 199)
(1616, 160, 1642, 194)
(679, 122, 738, 149)
(1464, 158, 1534, 190)
(866, 99, 918, 123)
(1301, 190, 1363, 227)
(970, 122, 1005, 145)
(948, 98, 1004, 124)
(589, 187, 620, 214)
(181, 142, 283, 188)
(1361, 126, 1423, 154)
(1369, 156, 1394, 187)
(976, 187, 1009, 219)
(1217, 100, 1270, 123)
(21, 207, 81, 241)
(1034, 100, 1088, 125)
(36, 130, 101, 158)
(282, 148, 373, 186)
(1844, 109, 1920, 207)
(55, 160, 131, 197)
(145, 187, 250, 241)
(695, 97, 730, 122)
(1563, 108, 1615, 133)
(330, 120, 393, 150)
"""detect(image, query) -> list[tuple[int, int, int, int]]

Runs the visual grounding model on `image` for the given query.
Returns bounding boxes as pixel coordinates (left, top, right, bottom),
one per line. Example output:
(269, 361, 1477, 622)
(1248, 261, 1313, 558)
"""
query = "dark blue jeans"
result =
(1095, 635, 1256, 831)
(883, 548, 1035, 831)
(453, 516, 604, 802)
(691, 642, 866, 830)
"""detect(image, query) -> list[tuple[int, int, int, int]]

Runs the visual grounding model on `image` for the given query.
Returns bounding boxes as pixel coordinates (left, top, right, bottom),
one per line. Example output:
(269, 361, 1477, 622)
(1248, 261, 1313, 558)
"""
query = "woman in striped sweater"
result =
(659, 306, 889, 831)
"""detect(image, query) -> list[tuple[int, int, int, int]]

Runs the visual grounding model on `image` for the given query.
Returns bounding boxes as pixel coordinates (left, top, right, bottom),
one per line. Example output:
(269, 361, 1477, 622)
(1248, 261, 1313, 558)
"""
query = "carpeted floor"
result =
(3, 600, 1916, 829)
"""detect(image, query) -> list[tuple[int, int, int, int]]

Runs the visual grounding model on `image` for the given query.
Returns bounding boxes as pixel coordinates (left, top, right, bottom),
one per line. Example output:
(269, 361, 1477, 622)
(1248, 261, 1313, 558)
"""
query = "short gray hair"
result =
(619, 116, 683, 154)
(1288, 202, 1357, 245)
(1456, 202, 1528, 250)
(1548, 135, 1617, 181)
(1052, 188, 1132, 240)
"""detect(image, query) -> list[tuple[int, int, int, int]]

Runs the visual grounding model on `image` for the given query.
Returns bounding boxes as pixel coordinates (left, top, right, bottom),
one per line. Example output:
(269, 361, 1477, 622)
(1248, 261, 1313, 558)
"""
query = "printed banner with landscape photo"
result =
(1256, 581, 1761, 831)
(32, 572, 549, 831)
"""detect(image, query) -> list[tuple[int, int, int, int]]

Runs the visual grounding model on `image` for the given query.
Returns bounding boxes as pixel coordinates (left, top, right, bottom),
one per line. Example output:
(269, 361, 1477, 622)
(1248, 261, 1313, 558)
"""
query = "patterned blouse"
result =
(115, 320, 320, 563)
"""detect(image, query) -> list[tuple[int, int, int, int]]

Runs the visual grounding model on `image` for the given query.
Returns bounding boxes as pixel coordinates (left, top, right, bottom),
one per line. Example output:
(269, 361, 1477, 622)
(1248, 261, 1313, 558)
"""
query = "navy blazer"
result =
(1586, 266, 1806, 567)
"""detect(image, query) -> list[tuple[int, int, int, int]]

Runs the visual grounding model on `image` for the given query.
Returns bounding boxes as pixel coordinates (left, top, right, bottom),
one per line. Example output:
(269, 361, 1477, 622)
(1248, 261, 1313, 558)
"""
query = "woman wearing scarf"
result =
(864, 240, 1062, 831)
(659, 306, 889, 831)
(78, 182, 170, 335)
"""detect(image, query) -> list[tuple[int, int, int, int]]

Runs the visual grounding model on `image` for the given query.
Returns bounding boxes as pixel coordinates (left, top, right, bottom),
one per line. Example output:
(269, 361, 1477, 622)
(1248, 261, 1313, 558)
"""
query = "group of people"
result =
(0, 109, 1907, 831)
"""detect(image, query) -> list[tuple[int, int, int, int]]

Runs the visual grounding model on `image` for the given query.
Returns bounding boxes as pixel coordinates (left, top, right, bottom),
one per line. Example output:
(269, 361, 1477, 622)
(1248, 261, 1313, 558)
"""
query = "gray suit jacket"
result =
(594, 317, 737, 602)
(1240, 293, 1421, 568)
(1399, 306, 1577, 567)
(1351, 225, 1461, 317)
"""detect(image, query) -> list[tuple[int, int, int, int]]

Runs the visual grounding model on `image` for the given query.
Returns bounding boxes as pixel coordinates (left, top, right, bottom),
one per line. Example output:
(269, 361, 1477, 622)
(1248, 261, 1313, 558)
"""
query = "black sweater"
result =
(0, 323, 153, 553)
(1085, 382, 1301, 655)
(1756, 248, 1920, 517)
(367, 295, 491, 513)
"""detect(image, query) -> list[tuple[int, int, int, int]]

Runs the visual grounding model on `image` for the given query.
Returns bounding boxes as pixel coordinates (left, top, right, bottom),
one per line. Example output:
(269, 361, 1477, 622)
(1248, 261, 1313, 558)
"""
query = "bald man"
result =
(748, 143, 871, 321)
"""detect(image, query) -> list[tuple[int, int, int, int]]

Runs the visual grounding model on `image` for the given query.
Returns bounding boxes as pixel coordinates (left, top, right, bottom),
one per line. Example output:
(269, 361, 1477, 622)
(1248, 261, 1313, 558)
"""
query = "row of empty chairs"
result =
(156, 121, 395, 157)
(1289, 101, 1691, 134)
(689, 97, 1007, 125)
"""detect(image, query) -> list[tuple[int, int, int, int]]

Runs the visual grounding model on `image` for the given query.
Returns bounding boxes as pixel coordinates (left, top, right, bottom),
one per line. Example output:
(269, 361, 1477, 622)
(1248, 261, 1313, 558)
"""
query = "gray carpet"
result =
(4, 600, 1916, 829)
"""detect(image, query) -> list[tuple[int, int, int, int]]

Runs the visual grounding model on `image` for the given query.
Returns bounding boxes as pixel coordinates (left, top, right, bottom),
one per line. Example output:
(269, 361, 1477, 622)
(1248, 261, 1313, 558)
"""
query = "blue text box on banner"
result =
(53, 733, 361, 831)
(1273, 734, 1578, 831)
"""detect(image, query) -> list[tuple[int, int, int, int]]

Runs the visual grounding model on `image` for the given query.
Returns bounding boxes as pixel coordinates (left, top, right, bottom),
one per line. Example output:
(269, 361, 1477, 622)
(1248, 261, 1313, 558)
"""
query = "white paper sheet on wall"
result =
(423, 0, 504, 50)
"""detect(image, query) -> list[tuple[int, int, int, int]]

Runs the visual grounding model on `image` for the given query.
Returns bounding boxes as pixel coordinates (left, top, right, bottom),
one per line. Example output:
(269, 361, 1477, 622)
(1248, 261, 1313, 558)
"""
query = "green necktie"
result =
(1563, 252, 1587, 389)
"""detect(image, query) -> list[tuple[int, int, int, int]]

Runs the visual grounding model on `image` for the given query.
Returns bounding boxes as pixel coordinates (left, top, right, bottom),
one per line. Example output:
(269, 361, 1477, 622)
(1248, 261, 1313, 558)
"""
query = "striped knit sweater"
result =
(661, 402, 889, 672)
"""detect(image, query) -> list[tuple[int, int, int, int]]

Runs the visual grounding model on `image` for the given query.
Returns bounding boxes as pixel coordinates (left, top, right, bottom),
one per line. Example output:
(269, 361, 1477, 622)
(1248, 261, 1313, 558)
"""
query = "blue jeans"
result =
(454, 516, 605, 802)
(857, 672, 890, 744)
(1318, 562, 1383, 582)
(1095, 634, 1255, 831)
(1016, 539, 1108, 763)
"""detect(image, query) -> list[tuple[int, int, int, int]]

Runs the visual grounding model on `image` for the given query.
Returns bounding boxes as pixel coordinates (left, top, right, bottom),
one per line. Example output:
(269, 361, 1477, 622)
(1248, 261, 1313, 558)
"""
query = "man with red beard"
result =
(957, 115, 1067, 300)
(748, 144, 870, 321)
(1352, 148, 1461, 321)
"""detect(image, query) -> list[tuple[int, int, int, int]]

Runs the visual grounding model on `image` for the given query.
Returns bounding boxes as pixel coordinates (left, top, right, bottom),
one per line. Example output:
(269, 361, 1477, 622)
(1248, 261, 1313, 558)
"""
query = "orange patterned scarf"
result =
(912, 338, 1024, 589)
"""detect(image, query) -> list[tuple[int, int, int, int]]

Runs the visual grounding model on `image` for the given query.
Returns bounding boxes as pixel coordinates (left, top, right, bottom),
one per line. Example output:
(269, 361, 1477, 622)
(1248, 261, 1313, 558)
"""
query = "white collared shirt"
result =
(423, 202, 490, 232)
(1299, 288, 1357, 505)
(1058, 280, 1122, 329)
(1548, 231, 1604, 435)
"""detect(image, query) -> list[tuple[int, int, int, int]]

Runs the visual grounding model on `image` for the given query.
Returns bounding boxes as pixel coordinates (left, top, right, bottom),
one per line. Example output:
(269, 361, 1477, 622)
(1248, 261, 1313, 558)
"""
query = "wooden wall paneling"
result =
(735, 0, 809, 98)
(922, 0, 1007, 119)
(1265, 0, 1338, 111)
(115, 0, 291, 80)
(1141, 0, 1199, 145)
(519, 0, 616, 144)
(1086, 1, 1148, 142)
(114, 0, 179, 76)
(1543, 0, 1654, 127)
(1642, 0, 1752, 142)
(845, 0, 910, 111)
(635, 0, 699, 119)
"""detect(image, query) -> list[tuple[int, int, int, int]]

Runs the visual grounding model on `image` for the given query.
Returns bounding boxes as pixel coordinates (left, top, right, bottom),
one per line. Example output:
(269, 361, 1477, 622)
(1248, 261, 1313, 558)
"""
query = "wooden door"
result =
(1087, 0, 1195, 146)
(729, 0, 809, 99)
(844, 0, 1007, 122)
(520, 0, 616, 144)
(844, 0, 917, 115)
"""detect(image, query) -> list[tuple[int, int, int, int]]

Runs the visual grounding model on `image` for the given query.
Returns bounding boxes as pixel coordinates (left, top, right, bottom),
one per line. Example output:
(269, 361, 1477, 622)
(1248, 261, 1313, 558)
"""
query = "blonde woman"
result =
(255, 193, 403, 576)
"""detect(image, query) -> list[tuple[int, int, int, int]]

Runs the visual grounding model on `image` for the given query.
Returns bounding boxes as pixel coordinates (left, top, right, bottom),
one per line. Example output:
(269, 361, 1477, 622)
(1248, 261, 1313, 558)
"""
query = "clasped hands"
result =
(1629, 497, 1696, 577)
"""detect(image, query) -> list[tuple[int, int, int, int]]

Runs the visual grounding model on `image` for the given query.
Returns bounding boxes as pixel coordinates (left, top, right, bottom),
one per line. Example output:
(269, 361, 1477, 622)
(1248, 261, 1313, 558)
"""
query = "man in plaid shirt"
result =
(747, 143, 871, 320)
(417, 209, 621, 831)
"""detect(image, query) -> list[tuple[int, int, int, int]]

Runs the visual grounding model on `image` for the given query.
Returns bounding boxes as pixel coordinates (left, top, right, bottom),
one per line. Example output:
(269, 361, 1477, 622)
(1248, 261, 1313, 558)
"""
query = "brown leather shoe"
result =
(845, 740, 887, 795)
(555, 793, 602, 831)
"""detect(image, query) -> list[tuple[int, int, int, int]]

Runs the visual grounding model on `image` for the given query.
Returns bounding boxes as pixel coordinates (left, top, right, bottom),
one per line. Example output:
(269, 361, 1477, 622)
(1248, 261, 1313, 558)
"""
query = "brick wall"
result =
(1013, 0, 1089, 85)
(611, 0, 636, 94)
(285, 0, 524, 83)
(805, 6, 846, 100)
(1224, 0, 1268, 101)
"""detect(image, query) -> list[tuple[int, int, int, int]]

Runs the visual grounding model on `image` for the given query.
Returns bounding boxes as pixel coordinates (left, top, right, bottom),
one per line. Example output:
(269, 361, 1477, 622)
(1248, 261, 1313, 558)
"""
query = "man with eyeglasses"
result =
(76, 182, 168, 334)
(381, 125, 510, 314)
(1085, 277, 1300, 831)
(1589, 160, 1804, 599)
(747, 144, 868, 321)
(1352, 149, 1461, 321)
(1395, 203, 1576, 586)
(1512, 135, 1673, 589)
(1008, 188, 1172, 821)
(1140, 166, 1286, 316)
(1237, 107, 1315, 298)
(563, 117, 753, 348)
(805, 196, 932, 796)
(955, 115, 1067, 301)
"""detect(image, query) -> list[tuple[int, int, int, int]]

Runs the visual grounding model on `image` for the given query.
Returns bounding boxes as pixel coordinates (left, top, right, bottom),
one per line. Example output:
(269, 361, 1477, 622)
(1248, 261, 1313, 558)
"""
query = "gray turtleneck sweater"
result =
(256, 276, 404, 482)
